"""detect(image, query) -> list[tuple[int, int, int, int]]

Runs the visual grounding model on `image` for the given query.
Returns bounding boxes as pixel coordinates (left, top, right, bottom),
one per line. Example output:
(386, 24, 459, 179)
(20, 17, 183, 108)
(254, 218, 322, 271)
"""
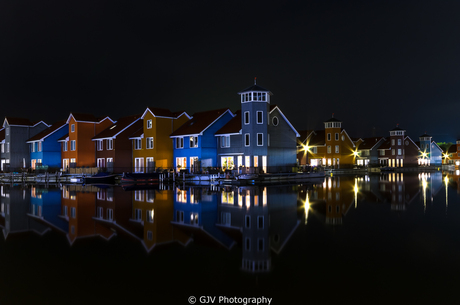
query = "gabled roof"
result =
(307, 130, 326, 146)
(390, 125, 405, 132)
(141, 107, 191, 120)
(66, 113, 115, 124)
(215, 110, 241, 136)
(378, 139, 391, 150)
(3, 117, 49, 128)
(324, 117, 341, 123)
(357, 137, 385, 150)
(128, 127, 143, 139)
(170, 108, 234, 137)
(238, 84, 272, 94)
(92, 115, 142, 140)
(297, 130, 314, 143)
(26, 120, 67, 143)
(269, 105, 301, 137)
(405, 136, 420, 150)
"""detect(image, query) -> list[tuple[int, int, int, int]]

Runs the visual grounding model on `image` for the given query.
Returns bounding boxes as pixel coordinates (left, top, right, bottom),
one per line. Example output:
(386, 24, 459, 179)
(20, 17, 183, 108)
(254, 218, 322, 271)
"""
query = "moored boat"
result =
(84, 172, 118, 184)
(121, 172, 160, 183)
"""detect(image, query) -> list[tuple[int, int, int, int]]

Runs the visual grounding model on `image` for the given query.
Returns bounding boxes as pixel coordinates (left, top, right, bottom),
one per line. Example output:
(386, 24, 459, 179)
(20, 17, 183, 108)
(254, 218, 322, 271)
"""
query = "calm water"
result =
(1, 172, 459, 305)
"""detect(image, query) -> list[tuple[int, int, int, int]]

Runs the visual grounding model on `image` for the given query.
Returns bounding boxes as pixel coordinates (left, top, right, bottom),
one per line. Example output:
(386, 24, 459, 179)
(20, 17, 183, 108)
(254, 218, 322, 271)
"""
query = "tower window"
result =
(244, 111, 250, 124)
(257, 111, 263, 124)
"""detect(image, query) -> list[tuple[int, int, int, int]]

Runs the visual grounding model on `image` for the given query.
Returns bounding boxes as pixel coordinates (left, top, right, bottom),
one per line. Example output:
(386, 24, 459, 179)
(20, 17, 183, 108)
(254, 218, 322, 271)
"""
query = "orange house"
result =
(61, 113, 115, 169)
(130, 107, 190, 173)
(298, 117, 361, 169)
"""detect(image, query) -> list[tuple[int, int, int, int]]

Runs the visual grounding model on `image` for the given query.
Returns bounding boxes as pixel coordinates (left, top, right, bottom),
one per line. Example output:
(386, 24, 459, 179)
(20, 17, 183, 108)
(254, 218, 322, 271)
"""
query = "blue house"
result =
(215, 83, 300, 173)
(170, 108, 235, 172)
(26, 120, 68, 170)
(29, 186, 68, 234)
(417, 133, 443, 166)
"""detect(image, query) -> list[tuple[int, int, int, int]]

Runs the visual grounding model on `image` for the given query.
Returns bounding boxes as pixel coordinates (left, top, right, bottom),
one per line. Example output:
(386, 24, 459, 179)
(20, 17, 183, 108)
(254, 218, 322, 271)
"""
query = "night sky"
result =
(1, 1, 460, 142)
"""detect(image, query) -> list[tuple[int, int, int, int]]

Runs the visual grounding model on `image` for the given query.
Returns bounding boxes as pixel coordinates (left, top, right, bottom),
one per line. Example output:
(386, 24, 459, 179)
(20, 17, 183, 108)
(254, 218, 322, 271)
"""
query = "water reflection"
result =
(0, 172, 451, 273)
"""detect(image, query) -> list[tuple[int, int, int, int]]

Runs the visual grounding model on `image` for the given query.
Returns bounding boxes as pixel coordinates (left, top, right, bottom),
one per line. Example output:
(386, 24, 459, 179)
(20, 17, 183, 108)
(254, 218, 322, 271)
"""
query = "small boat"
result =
(380, 167, 394, 172)
(84, 172, 117, 184)
(236, 174, 259, 180)
(121, 172, 160, 183)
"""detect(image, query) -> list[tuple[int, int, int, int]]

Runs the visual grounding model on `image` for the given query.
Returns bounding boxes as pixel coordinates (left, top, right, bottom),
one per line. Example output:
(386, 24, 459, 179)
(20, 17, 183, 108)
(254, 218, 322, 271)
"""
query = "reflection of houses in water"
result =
(0, 185, 49, 239)
(306, 177, 356, 225)
(418, 172, 443, 213)
(172, 185, 235, 249)
(29, 185, 68, 234)
(216, 186, 300, 273)
(61, 184, 115, 245)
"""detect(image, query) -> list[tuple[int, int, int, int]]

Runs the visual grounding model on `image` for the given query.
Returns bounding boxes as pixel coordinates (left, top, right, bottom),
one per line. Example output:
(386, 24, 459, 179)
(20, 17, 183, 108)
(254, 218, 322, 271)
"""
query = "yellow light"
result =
(304, 193, 310, 224)
(353, 150, 359, 157)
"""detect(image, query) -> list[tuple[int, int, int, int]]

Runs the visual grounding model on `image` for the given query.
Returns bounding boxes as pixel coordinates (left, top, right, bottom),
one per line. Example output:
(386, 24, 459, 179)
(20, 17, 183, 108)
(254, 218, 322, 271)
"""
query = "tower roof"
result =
(419, 133, 431, 138)
(390, 125, 405, 132)
(324, 117, 341, 123)
(238, 84, 272, 94)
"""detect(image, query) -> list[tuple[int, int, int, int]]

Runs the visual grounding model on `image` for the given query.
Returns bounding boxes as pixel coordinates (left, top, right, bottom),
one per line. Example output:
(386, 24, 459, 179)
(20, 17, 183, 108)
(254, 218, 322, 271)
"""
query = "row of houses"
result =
(0, 83, 299, 174)
(0, 82, 455, 173)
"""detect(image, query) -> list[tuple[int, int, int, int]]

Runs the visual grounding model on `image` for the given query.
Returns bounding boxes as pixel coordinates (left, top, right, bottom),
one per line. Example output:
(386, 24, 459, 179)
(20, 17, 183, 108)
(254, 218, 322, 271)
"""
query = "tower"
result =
(419, 133, 432, 166)
(324, 116, 342, 167)
(389, 125, 406, 167)
(238, 81, 272, 172)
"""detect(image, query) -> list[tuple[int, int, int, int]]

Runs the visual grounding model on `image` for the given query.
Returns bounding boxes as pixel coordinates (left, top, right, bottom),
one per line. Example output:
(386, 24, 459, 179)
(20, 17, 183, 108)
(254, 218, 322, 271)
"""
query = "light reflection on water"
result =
(1, 171, 460, 304)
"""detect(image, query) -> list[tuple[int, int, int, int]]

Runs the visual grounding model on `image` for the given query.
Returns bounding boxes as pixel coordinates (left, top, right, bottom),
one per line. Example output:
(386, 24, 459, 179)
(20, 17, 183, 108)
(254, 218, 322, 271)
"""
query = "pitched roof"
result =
(57, 133, 69, 142)
(142, 107, 190, 119)
(358, 137, 385, 150)
(3, 117, 33, 126)
(238, 84, 272, 94)
(378, 139, 391, 149)
(66, 113, 115, 124)
(215, 110, 241, 135)
(308, 130, 326, 146)
(26, 120, 67, 142)
(324, 117, 341, 123)
(129, 127, 143, 139)
(270, 106, 300, 137)
(390, 125, 405, 132)
(297, 130, 314, 144)
(448, 145, 457, 153)
(419, 133, 431, 138)
(93, 114, 142, 140)
(170, 108, 233, 137)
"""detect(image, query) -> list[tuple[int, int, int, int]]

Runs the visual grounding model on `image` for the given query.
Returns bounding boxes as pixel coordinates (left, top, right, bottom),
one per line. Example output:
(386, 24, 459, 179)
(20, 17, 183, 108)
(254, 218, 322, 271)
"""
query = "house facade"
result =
(130, 108, 190, 173)
(298, 117, 360, 169)
(416, 133, 443, 166)
(216, 84, 300, 173)
(355, 137, 386, 167)
(62, 113, 115, 170)
(377, 126, 419, 167)
(26, 120, 68, 170)
(171, 108, 235, 172)
(2, 117, 49, 171)
(92, 114, 142, 173)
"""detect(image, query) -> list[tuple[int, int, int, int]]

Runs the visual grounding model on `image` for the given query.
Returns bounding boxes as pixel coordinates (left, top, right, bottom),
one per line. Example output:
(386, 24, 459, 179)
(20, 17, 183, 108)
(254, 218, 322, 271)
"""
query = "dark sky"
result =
(1, 0, 460, 141)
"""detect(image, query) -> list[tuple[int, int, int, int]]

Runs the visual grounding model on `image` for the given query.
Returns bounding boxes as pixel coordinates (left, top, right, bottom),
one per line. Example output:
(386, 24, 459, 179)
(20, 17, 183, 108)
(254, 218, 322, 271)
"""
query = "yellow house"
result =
(130, 107, 190, 173)
(298, 116, 361, 169)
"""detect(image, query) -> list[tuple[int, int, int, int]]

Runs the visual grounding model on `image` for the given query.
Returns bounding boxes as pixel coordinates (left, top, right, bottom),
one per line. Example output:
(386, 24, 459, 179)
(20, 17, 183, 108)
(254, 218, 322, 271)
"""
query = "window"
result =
(380, 150, 385, 156)
(244, 111, 250, 124)
(245, 134, 250, 146)
(71, 124, 75, 132)
(31, 143, 35, 153)
(135, 209, 142, 221)
(342, 135, 345, 141)
(258, 238, 264, 251)
(257, 111, 263, 124)
(70, 140, 76, 151)
(106, 139, 113, 150)
(327, 146, 331, 153)
(0, 143, 3, 153)
(176, 137, 184, 149)
(71, 207, 76, 218)
(392, 149, 395, 155)
(398, 139, 401, 145)
(146, 209, 154, 223)
(6, 143, 9, 153)
(391, 139, 395, 146)
(257, 216, 264, 229)
(146, 137, 154, 149)
(257, 133, 263, 146)
(272, 116, 279, 126)
(147, 231, 153, 240)
(97, 140, 103, 151)
(147, 119, 152, 129)
(335, 133, 339, 141)
(245, 215, 251, 228)
(38, 142, 41, 152)
(221, 136, 230, 148)
(176, 211, 184, 222)
(134, 139, 142, 150)
(107, 209, 113, 221)
(327, 133, 331, 141)
(63, 141, 68, 152)
(398, 149, 402, 155)
(190, 213, 199, 225)
(245, 237, 251, 251)
(335, 145, 339, 153)
(190, 136, 198, 148)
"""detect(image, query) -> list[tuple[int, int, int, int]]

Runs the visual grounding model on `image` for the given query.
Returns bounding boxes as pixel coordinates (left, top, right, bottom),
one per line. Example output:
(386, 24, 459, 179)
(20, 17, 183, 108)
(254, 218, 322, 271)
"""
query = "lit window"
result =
(147, 119, 152, 129)
(327, 146, 331, 153)
(146, 209, 154, 223)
